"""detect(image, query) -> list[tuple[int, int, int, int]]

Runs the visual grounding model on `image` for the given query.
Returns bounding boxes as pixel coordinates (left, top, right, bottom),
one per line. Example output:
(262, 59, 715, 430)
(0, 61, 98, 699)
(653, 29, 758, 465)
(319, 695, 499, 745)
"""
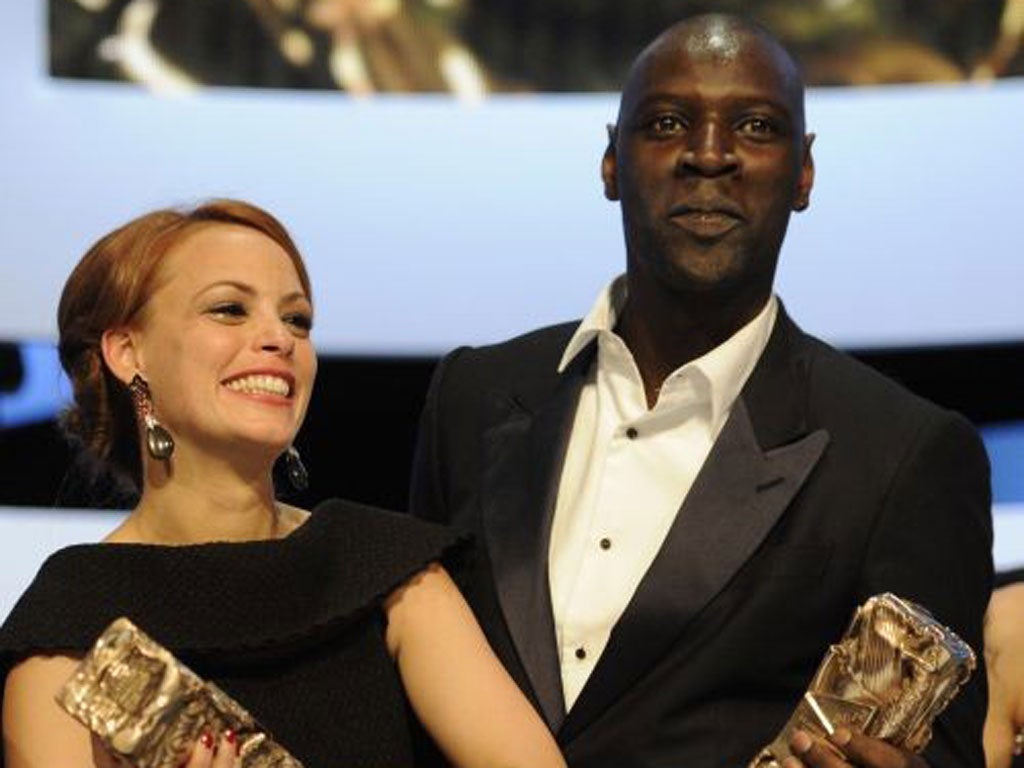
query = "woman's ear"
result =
(100, 327, 141, 385)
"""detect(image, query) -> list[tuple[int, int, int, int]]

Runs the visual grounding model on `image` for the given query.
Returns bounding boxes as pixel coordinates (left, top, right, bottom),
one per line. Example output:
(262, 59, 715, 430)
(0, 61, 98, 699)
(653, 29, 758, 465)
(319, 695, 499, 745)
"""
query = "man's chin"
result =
(656, 257, 748, 296)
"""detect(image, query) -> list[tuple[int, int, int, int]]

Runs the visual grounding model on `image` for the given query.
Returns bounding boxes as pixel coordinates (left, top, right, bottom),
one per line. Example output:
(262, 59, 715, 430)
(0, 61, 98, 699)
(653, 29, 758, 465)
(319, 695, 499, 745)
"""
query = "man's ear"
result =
(100, 327, 142, 385)
(793, 133, 815, 212)
(601, 123, 620, 201)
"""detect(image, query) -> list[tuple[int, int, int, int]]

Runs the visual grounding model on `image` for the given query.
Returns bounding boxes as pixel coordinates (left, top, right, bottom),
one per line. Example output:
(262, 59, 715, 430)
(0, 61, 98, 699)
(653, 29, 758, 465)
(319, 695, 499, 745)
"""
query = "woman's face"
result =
(130, 223, 317, 460)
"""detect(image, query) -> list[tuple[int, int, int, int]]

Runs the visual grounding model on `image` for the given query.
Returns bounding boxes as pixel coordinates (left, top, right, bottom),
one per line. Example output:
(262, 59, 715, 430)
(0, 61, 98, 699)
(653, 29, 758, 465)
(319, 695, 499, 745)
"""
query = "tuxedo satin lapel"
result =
(560, 399, 829, 740)
(481, 360, 589, 731)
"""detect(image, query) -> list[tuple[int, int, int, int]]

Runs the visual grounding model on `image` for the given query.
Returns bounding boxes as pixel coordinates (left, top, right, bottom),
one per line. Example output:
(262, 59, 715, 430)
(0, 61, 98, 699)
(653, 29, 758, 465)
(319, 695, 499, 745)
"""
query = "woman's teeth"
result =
(225, 375, 290, 397)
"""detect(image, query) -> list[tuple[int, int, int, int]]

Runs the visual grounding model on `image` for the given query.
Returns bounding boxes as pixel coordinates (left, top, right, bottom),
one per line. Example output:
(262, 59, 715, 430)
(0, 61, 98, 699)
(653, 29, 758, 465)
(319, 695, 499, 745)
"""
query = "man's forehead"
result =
(619, 18, 804, 119)
(678, 15, 746, 60)
(638, 30, 789, 86)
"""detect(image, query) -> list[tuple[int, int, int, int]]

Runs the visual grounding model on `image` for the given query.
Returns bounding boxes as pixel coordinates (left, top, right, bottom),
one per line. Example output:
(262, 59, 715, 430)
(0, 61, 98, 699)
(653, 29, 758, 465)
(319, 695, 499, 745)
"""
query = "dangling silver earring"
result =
(285, 446, 309, 492)
(129, 373, 175, 460)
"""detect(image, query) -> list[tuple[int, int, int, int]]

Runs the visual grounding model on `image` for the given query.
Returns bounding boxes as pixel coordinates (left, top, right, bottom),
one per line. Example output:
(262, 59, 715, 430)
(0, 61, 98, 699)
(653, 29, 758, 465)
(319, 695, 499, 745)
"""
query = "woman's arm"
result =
(386, 564, 566, 768)
(984, 583, 1024, 768)
(4, 655, 96, 767)
(4, 654, 240, 768)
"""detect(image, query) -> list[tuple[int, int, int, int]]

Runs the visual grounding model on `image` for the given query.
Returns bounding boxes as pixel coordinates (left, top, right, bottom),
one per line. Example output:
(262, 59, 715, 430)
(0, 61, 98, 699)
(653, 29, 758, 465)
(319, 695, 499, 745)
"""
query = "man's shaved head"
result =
(618, 13, 807, 136)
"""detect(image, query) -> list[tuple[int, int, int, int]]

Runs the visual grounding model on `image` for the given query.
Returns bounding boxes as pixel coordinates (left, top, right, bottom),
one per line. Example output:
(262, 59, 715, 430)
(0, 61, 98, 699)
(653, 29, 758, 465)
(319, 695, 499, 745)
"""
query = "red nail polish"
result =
(223, 729, 240, 761)
(200, 731, 214, 749)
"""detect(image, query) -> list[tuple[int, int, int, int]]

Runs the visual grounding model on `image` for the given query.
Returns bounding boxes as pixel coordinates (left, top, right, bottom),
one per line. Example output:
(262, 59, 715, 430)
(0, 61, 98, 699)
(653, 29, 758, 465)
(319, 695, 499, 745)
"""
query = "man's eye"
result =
(648, 115, 685, 136)
(209, 302, 246, 319)
(737, 116, 777, 137)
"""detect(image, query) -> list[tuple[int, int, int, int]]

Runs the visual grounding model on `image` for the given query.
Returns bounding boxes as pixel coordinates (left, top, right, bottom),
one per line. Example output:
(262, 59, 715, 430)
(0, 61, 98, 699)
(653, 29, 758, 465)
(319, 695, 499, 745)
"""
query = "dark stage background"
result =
(3, 342, 1023, 514)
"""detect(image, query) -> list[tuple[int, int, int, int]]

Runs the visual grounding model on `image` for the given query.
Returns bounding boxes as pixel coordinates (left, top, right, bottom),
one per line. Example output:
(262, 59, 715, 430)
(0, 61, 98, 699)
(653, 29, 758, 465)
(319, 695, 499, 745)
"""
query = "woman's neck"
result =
(107, 447, 289, 544)
(123, 489, 280, 546)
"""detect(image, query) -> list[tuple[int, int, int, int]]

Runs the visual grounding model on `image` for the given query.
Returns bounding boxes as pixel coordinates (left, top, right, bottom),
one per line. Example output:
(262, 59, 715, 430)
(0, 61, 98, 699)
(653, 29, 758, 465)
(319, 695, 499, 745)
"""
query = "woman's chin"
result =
(184, 432, 297, 468)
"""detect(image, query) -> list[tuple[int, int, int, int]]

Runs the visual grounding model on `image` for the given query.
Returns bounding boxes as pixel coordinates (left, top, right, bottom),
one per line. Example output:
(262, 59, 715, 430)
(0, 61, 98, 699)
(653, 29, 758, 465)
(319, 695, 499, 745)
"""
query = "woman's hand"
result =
(92, 730, 242, 768)
(4, 652, 244, 768)
(179, 730, 242, 768)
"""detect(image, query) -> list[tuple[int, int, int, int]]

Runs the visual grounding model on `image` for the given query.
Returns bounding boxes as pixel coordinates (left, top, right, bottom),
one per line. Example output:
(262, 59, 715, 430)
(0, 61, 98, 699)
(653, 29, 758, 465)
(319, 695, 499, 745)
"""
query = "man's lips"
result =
(668, 203, 744, 239)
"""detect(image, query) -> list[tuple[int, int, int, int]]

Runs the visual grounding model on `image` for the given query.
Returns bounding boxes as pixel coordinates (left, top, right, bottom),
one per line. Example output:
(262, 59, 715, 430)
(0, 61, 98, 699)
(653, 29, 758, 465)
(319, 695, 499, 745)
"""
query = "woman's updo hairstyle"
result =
(57, 199, 310, 490)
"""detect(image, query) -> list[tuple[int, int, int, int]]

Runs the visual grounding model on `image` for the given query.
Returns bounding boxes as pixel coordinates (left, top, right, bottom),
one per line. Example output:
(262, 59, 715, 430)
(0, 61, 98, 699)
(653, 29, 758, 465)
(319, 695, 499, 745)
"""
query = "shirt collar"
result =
(557, 275, 628, 373)
(558, 274, 778, 428)
(693, 294, 777, 429)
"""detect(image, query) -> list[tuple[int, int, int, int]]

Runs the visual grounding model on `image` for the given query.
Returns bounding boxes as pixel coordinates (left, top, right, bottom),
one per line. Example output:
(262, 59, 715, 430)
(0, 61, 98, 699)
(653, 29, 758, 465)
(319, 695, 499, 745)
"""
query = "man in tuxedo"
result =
(411, 13, 992, 768)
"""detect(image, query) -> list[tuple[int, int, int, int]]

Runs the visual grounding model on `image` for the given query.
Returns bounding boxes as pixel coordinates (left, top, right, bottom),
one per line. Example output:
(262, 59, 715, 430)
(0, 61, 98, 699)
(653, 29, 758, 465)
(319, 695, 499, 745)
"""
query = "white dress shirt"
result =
(548, 275, 778, 709)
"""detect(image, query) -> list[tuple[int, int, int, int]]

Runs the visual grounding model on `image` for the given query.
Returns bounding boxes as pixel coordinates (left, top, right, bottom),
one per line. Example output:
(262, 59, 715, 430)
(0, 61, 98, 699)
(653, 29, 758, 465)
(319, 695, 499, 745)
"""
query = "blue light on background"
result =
(2, 341, 1021, 505)
(0, 342, 68, 427)
(984, 422, 1024, 504)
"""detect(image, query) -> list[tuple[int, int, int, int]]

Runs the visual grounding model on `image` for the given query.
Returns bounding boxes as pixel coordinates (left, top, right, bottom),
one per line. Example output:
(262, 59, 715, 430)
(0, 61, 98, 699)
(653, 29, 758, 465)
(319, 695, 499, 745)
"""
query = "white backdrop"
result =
(1, 3, 1023, 354)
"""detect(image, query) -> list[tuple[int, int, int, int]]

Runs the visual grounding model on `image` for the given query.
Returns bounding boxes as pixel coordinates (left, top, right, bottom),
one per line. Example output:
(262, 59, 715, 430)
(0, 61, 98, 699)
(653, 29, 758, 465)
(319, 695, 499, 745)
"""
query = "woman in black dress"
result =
(0, 200, 566, 768)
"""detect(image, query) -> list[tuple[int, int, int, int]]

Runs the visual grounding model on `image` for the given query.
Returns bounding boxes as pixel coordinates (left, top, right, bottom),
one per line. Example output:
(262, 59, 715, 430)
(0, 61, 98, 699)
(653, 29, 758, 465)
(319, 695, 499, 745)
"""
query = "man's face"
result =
(603, 24, 814, 305)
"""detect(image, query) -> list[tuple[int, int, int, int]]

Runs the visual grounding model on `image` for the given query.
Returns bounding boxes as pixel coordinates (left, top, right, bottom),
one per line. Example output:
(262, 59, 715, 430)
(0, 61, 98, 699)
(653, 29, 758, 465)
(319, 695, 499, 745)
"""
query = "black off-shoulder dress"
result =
(0, 499, 465, 768)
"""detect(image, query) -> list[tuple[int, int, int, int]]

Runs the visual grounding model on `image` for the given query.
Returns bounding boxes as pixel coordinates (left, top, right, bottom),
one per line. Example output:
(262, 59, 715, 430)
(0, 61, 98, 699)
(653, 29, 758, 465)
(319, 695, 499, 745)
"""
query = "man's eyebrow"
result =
(627, 94, 793, 120)
(630, 93, 695, 109)
(621, 94, 692, 124)
(729, 95, 793, 115)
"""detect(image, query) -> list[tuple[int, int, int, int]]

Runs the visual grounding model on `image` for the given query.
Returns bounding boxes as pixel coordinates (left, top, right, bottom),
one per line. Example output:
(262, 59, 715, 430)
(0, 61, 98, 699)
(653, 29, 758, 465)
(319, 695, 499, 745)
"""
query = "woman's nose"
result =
(255, 315, 295, 356)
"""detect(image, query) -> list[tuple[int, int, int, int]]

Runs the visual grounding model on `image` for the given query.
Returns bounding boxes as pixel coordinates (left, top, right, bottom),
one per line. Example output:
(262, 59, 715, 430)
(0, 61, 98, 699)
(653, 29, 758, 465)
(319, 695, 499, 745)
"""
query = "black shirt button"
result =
(599, 537, 612, 550)
(626, 427, 638, 439)
(575, 647, 587, 660)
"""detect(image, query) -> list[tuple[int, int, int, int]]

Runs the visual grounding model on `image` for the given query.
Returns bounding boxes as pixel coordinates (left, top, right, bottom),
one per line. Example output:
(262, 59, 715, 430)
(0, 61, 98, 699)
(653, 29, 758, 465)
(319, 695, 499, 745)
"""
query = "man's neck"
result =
(617, 281, 770, 408)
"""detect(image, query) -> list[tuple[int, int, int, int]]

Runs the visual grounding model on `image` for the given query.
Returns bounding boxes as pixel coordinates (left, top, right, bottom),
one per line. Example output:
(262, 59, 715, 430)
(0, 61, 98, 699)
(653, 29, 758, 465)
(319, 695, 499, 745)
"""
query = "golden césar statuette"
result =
(750, 593, 976, 767)
(56, 617, 303, 768)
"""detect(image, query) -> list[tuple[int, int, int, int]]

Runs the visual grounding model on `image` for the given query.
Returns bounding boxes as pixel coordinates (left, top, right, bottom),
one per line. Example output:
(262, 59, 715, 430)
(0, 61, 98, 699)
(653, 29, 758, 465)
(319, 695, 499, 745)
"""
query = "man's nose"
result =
(679, 120, 739, 177)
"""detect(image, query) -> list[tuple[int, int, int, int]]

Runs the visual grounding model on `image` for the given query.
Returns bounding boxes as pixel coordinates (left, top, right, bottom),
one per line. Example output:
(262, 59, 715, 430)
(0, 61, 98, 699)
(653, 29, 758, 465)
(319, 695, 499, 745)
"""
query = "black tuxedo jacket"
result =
(410, 308, 992, 768)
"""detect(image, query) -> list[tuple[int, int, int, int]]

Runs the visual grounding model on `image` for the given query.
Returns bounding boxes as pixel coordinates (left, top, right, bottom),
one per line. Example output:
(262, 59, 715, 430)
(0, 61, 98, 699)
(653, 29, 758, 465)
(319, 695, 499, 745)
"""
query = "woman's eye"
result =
(209, 302, 247, 320)
(284, 312, 313, 333)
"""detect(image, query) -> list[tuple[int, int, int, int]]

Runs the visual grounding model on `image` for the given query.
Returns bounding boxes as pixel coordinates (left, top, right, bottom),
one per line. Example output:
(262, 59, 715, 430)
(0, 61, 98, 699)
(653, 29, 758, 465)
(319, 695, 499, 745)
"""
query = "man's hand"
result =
(781, 728, 929, 768)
